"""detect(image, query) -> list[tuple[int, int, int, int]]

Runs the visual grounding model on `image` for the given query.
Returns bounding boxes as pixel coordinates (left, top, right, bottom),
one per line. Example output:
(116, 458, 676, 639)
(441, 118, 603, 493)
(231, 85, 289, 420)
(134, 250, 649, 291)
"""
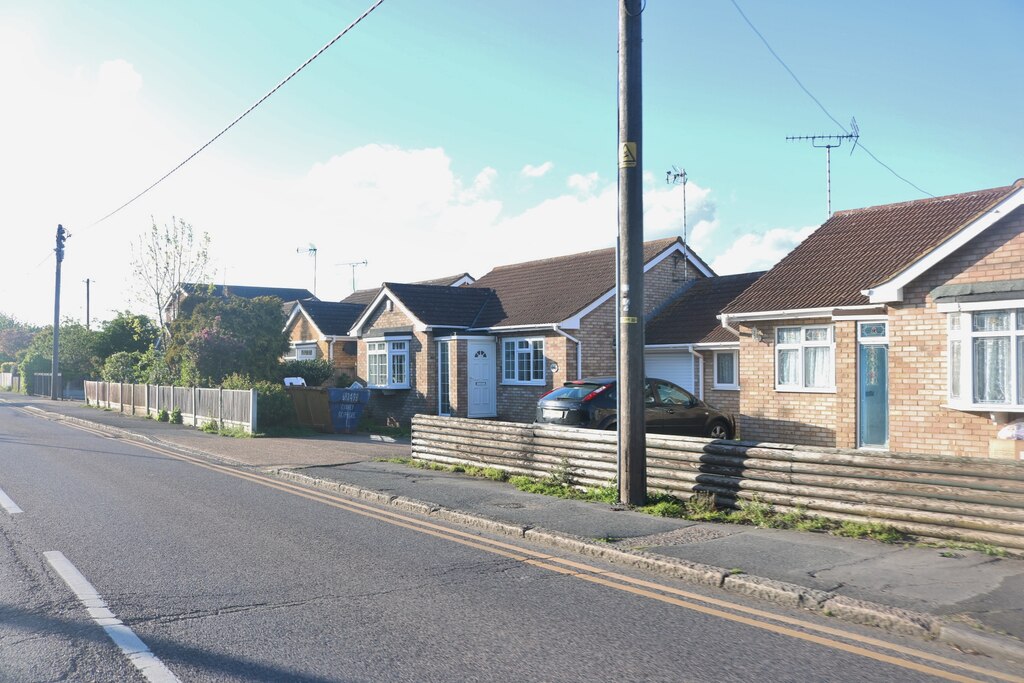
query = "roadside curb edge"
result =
(277, 467, 1024, 665)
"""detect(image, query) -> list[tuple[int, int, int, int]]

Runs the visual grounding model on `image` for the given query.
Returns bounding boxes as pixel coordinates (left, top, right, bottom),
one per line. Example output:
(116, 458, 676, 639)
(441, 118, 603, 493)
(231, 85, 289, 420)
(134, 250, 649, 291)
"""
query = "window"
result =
(948, 309, 1024, 408)
(366, 338, 410, 389)
(776, 325, 834, 391)
(286, 343, 317, 360)
(713, 351, 738, 389)
(502, 338, 544, 384)
(437, 340, 451, 415)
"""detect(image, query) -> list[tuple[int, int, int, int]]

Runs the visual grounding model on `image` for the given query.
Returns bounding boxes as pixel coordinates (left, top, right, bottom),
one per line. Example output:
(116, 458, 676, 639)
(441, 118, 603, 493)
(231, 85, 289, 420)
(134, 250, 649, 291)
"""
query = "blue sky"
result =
(1, 0, 1021, 325)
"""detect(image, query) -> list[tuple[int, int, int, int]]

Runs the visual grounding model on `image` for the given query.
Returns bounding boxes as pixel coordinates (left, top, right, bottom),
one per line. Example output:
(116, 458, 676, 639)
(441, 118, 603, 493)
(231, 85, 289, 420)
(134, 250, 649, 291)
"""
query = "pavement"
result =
(5, 391, 1024, 666)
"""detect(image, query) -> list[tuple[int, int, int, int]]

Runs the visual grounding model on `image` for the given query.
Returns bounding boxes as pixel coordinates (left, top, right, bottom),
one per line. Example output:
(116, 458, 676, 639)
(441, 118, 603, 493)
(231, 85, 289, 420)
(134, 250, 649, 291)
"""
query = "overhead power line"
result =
(729, 0, 933, 199)
(88, 0, 386, 229)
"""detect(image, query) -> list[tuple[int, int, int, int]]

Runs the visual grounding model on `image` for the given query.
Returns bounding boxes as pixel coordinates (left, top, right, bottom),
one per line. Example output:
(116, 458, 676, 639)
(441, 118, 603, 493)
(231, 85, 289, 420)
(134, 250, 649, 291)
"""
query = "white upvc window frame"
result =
(285, 342, 317, 361)
(502, 337, 545, 385)
(437, 339, 452, 415)
(775, 324, 836, 393)
(713, 350, 739, 390)
(946, 307, 1024, 411)
(366, 337, 410, 389)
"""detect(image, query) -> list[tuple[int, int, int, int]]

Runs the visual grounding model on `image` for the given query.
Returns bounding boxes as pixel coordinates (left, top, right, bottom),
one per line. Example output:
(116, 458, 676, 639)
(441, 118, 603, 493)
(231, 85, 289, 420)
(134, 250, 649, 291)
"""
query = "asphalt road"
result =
(1, 402, 1019, 682)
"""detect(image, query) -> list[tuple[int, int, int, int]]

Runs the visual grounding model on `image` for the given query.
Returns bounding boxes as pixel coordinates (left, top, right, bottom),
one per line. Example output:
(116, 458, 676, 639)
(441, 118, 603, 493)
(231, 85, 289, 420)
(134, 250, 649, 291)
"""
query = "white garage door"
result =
(644, 352, 695, 393)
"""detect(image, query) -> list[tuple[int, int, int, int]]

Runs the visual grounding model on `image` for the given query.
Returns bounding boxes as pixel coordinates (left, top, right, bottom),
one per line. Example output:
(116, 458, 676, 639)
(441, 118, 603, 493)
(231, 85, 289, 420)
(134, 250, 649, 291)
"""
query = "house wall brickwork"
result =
(494, 332, 566, 423)
(736, 317, 855, 447)
(886, 206, 1024, 457)
(285, 314, 356, 381)
(699, 350, 741, 425)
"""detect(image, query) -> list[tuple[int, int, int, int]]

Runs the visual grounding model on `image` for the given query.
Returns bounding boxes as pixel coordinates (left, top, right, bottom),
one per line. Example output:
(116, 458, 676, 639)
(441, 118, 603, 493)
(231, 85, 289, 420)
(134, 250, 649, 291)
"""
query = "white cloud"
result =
(567, 172, 599, 194)
(520, 161, 553, 178)
(710, 226, 816, 274)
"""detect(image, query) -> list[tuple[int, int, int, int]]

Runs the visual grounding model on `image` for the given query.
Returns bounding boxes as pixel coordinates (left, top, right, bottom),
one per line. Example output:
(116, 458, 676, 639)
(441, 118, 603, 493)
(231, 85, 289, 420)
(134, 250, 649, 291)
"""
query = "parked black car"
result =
(535, 376, 735, 439)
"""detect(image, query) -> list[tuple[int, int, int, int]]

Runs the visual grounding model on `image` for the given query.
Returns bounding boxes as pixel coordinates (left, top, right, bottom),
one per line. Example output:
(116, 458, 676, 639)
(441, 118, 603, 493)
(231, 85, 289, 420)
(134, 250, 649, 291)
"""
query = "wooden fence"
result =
(0, 372, 20, 392)
(85, 381, 257, 433)
(411, 414, 1024, 551)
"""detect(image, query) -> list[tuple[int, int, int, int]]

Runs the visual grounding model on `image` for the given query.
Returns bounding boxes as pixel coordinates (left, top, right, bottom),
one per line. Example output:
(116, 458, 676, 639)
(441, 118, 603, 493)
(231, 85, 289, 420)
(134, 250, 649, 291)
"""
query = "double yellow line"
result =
(59, 418, 1023, 683)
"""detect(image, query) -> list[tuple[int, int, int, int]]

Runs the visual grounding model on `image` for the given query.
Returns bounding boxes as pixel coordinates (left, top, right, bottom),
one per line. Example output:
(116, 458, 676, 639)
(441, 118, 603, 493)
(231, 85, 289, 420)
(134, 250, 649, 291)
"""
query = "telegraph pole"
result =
(51, 225, 66, 400)
(617, 0, 646, 506)
(84, 278, 91, 330)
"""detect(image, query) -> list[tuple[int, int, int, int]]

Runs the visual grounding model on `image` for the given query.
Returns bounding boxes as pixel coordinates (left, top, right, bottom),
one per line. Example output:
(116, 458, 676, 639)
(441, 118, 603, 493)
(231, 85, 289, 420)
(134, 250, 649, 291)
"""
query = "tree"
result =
(101, 351, 145, 383)
(18, 321, 99, 387)
(0, 313, 39, 363)
(94, 311, 159, 361)
(131, 217, 211, 336)
(165, 295, 288, 386)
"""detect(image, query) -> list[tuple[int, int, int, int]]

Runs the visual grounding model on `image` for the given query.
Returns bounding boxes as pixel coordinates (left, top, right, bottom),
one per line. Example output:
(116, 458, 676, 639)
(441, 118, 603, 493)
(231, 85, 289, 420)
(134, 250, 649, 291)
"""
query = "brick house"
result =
(645, 271, 765, 422)
(347, 237, 714, 427)
(282, 300, 366, 382)
(719, 179, 1024, 457)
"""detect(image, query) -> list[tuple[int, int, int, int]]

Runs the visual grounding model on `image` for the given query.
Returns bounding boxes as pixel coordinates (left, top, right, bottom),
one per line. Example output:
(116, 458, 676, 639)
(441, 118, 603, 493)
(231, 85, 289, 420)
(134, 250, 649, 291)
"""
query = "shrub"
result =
(255, 380, 295, 429)
(170, 407, 183, 424)
(157, 408, 169, 422)
(334, 372, 353, 388)
(278, 359, 333, 387)
(101, 351, 144, 383)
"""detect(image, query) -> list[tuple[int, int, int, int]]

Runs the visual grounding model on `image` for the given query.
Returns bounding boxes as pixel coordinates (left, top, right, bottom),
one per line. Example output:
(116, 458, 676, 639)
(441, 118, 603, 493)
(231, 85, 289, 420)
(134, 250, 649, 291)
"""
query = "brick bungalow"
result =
(719, 179, 1024, 457)
(347, 237, 714, 427)
(282, 300, 366, 382)
(645, 271, 765, 422)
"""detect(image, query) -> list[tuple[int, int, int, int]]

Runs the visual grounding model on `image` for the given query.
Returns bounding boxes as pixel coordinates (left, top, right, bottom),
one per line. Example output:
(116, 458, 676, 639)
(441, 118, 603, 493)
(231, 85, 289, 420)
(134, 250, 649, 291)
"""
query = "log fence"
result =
(412, 414, 1024, 551)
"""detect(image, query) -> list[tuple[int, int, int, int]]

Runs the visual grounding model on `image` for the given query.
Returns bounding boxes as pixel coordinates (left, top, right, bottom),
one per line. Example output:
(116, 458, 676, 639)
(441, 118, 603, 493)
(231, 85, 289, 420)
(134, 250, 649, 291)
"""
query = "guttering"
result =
(719, 306, 836, 323)
(718, 313, 742, 337)
(552, 325, 583, 380)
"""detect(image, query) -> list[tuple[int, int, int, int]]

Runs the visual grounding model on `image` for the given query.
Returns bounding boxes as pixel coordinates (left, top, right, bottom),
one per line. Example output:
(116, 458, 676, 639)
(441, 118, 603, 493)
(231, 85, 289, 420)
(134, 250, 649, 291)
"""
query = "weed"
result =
(200, 420, 219, 433)
(794, 516, 835, 532)
(733, 495, 779, 528)
(939, 551, 963, 559)
(637, 493, 685, 518)
(547, 458, 577, 488)
(216, 425, 251, 438)
(157, 408, 169, 423)
(935, 541, 1008, 558)
(685, 491, 726, 521)
(594, 536, 622, 544)
(728, 568, 744, 575)
(834, 521, 906, 543)
(380, 457, 412, 465)
(170, 407, 183, 425)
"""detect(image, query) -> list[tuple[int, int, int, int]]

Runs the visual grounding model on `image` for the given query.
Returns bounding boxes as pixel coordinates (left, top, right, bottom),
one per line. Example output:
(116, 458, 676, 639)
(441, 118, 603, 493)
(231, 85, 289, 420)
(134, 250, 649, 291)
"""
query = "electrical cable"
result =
(729, 0, 933, 198)
(86, 0, 386, 230)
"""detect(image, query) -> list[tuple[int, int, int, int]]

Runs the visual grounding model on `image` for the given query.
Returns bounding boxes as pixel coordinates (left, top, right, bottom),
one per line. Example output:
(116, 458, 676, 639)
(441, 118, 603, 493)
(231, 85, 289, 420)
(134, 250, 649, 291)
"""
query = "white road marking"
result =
(0, 486, 23, 514)
(44, 551, 180, 683)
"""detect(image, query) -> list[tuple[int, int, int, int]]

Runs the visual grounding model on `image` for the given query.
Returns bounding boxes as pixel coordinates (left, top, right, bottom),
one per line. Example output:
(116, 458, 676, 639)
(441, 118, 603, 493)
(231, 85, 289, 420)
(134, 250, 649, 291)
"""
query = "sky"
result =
(1, 0, 1021, 327)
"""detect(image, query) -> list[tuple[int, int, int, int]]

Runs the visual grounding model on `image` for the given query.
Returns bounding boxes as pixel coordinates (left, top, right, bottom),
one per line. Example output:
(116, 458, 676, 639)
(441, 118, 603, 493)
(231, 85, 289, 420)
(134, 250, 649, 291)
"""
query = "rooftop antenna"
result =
(336, 260, 368, 293)
(666, 167, 689, 282)
(296, 243, 318, 296)
(786, 121, 859, 217)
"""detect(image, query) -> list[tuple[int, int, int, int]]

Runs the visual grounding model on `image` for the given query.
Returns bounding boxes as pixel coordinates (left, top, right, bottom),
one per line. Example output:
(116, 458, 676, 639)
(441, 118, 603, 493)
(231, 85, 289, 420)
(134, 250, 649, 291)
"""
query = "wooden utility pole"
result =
(51, 225, 66, 400)
(617, 0, 646, 505)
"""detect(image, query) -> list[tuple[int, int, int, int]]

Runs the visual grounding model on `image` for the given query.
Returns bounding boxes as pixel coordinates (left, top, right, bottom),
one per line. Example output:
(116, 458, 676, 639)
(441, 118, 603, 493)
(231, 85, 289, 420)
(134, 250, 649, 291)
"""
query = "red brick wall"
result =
(736, 317, 853, 447)
(887, 206, 1024, 457)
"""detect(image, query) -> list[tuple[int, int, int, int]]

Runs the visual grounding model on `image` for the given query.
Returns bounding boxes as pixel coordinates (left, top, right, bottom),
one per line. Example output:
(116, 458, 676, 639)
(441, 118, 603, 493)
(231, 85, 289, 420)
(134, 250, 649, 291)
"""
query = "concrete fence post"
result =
(193, 387, 198, 427)
(250, 388, 258, 434)
(218, 387, 224, 430)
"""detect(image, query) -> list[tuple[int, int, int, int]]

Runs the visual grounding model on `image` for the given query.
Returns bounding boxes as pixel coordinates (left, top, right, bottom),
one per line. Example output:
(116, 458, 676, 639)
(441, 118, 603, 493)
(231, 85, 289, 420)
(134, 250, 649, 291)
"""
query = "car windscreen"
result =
(544, 384, 607, 401)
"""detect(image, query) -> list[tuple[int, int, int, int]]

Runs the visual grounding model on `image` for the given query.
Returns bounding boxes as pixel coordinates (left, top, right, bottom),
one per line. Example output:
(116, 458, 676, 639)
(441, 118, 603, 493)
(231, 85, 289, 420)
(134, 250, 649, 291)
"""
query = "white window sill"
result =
(714, 384, 740, 391)
(944, 402, 1024, 413)
(775, 386, 837, 394)
(369, 385, 410, 391)
(501, 381, 546, 387)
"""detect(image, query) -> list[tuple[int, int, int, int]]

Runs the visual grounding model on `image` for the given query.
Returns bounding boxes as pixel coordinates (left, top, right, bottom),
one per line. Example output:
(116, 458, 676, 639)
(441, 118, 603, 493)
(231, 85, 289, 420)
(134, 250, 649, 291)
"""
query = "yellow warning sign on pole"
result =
(619, 142, 637, 168)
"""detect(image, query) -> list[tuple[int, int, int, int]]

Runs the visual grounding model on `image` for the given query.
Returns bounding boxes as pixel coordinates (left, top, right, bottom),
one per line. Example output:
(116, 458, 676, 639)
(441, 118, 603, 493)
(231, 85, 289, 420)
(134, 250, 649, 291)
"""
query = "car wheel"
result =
(706, 420, 731, 440)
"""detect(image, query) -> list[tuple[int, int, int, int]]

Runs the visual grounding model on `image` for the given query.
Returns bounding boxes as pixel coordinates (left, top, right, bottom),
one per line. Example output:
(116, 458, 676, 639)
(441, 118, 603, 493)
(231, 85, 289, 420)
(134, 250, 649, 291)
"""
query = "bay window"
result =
(503, 338, 544, 384)
(776, 325, 834, 391)
(948, 308, 1024, 408)
(366, 338, 410, 389)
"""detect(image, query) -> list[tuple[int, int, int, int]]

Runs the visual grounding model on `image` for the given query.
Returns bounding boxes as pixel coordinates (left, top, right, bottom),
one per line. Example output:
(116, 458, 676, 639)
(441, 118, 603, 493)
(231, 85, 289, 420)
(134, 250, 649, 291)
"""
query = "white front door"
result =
(467, 339, 497, 417)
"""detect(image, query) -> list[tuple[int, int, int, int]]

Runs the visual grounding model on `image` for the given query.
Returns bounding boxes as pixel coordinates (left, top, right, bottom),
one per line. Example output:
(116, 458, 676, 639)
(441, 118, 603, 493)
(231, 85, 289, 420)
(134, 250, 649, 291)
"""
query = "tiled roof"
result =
(469, 237, 701, 328)
(181, 283, 316, 302)
(295, 300, 367, 337)
(722, 183, 1021, 314)
(382, 282, 494, 328)
(340, 274, 473, 306)
(646, 272, 765, 345)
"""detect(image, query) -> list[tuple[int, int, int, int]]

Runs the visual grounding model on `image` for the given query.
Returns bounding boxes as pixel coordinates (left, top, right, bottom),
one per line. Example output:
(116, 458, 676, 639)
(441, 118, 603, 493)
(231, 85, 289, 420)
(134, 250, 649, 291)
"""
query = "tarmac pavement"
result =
(5, 391, 1023, 665)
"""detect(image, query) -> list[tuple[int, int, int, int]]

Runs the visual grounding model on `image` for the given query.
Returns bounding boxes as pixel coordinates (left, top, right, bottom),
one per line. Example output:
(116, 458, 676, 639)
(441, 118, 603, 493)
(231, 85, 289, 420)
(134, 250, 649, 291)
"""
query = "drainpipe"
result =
(552, 326, 583, 380)
(687, 346, 704, 400)
(326, 336, 335, 364)
(719, 313, 742, 338)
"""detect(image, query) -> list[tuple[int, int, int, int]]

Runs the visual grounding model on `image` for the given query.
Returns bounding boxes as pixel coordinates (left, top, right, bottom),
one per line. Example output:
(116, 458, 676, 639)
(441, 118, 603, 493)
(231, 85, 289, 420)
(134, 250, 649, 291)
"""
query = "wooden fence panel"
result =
(84, 381, 256, 433)
(411, 414, 1024, 551)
